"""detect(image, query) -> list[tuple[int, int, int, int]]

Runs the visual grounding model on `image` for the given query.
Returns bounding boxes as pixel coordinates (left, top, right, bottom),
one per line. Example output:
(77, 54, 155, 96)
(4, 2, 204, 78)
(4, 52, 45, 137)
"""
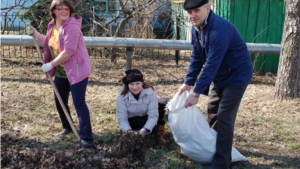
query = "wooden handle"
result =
(32, 35, 81, 141)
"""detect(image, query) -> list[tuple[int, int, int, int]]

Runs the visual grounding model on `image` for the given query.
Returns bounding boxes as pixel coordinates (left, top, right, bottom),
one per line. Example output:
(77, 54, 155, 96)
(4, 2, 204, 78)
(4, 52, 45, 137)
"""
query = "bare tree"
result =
(70, 0, 171, 37)
(1, 0, 34, 34)
(275, 0, 300, 99)
(2, 0, 173, 62)
(76, 0, 172, 62)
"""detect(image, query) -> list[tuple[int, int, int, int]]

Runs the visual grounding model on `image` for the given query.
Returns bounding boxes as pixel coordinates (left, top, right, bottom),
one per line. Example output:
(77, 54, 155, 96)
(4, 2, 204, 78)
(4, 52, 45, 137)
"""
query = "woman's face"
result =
(54, 4, 70, 22)
(128, 81, 143, 95)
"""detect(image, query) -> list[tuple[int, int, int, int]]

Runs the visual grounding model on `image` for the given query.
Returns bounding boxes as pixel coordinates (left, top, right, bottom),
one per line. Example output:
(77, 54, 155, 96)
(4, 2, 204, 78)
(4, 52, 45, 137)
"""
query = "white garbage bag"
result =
(167, 91, 247, 164)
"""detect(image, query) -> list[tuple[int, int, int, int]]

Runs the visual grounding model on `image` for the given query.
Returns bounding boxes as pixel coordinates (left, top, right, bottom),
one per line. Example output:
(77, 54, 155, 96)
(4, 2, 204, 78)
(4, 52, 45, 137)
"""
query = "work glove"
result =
(139, 128, 147, 138)
(42, 63, 53, 73)
(27, 25, 39, 37)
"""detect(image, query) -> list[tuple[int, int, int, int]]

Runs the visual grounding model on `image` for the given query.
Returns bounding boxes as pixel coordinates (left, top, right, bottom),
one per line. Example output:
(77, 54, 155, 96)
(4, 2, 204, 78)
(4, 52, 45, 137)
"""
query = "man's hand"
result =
(185, 93, 200, 108)
(177, 84, 191, 95)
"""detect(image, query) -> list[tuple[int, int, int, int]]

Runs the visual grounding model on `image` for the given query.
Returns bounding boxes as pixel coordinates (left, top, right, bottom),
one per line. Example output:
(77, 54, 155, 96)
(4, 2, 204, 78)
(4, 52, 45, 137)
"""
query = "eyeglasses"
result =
(56, 7, 70, 12)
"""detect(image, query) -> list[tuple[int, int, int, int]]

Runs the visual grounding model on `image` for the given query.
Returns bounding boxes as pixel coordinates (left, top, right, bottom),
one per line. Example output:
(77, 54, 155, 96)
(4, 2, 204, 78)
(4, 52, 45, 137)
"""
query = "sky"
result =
(1, 0, 35, 29)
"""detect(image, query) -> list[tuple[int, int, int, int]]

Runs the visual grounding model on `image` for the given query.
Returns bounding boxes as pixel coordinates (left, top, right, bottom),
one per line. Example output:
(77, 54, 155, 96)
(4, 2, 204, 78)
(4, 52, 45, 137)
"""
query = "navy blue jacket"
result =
(184, 10, 253, 95)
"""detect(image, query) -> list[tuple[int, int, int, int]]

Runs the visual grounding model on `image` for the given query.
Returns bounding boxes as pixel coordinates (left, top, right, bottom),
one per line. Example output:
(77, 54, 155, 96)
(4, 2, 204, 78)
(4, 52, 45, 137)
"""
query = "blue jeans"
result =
(207, 84, 248, 169)
(54, 77, 92, 140)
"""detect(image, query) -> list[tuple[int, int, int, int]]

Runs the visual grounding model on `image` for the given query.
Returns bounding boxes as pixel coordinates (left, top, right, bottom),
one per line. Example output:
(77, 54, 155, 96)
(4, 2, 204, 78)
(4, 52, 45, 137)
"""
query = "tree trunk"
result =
(275, 0, 300, 99)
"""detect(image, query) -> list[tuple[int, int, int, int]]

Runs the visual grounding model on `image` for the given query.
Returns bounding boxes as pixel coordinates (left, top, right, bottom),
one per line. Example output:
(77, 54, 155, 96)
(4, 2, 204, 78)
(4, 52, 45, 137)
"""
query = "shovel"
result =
(30, 32, 80, 141)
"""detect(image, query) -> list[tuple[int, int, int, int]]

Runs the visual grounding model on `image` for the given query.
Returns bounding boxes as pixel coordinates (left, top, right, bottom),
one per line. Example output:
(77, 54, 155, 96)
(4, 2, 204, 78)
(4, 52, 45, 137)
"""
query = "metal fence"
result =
(1, 13, 184, 37)
(1, 13, 191, 61)
(1, 14, 281, 76)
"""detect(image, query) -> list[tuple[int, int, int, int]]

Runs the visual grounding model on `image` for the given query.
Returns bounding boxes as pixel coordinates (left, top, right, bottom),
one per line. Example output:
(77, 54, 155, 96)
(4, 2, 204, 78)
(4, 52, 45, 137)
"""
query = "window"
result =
(108, 0, 116, 12)
(99, 2, 106, 12)
(94, 0, 116, 13)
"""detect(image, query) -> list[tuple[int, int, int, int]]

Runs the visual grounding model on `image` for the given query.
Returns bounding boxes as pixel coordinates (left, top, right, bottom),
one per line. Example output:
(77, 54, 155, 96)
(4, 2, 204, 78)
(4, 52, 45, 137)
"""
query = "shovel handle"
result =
(31, 35, 81, 141)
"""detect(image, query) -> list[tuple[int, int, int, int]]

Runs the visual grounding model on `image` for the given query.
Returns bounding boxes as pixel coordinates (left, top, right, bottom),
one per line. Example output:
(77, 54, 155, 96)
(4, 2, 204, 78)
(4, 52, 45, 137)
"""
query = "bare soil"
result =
(1, 55, 300, 169)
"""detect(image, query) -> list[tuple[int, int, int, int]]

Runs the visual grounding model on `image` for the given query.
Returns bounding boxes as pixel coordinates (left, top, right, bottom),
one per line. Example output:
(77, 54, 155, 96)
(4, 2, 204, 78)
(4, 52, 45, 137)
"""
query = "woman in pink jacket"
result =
(28, 0, 93, 148)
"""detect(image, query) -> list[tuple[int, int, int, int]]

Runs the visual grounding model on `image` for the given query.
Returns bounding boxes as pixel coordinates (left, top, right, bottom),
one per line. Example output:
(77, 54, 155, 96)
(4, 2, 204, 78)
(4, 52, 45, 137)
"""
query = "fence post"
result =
(126, 47, 133, 70)
(175, 15, 180, 65)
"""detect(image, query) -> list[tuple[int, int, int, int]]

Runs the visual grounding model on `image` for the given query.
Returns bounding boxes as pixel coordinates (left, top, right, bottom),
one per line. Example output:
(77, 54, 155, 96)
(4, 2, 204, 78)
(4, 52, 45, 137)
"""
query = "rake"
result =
(30, 33, 80, 142)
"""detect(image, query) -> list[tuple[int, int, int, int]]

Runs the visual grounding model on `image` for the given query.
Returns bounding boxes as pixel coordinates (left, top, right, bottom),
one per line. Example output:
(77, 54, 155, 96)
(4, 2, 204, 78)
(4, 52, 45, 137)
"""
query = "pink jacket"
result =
(43, 16, 92, 85)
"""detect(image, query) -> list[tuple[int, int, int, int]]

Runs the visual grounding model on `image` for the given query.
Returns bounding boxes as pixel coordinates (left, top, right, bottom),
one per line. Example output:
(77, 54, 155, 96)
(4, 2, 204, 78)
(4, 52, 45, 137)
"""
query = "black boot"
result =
(78, 140, 93, 148)
(58, 129, 72, 135)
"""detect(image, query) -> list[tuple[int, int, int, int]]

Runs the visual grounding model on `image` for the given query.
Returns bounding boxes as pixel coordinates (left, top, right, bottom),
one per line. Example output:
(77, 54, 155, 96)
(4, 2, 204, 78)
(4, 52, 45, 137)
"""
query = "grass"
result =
(1, 54, 300, 168)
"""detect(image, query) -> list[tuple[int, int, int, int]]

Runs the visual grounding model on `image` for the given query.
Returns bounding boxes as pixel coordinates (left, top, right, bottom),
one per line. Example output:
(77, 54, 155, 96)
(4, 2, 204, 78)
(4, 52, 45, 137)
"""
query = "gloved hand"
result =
(42, 63, 53, 73)
(27, 25, 39, 37)
(139, 128, 147, 138)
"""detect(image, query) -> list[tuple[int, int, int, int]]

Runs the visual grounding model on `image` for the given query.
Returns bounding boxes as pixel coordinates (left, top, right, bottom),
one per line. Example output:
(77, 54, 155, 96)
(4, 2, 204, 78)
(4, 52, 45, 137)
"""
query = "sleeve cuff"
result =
(143, 127, 150, 134)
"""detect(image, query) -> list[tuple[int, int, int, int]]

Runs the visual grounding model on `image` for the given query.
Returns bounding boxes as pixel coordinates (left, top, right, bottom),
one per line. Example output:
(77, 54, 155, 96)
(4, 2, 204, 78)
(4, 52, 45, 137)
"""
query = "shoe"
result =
(155, 125, 166, 144)
(58, 129, 72, 135)
(78, 140, 93, 148)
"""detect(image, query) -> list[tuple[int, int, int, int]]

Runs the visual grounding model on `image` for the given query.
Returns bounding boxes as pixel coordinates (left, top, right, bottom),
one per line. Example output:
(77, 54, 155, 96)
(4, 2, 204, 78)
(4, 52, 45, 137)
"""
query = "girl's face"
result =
(128, 81, 143, 95)
(54, 4, 70, 22)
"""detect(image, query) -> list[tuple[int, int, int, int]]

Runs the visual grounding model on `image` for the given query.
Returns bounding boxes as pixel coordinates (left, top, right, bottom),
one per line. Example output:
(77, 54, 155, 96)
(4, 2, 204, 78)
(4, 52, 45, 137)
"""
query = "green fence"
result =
(216, 0, 285, 73)
(173, 0, 285, 73)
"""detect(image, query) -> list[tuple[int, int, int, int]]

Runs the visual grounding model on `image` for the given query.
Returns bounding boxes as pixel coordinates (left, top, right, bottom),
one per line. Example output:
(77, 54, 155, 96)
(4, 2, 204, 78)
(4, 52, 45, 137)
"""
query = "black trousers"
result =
(54, 77, 92, 140)
(128, 98, 168, 134)
(207, 84, 248, 169)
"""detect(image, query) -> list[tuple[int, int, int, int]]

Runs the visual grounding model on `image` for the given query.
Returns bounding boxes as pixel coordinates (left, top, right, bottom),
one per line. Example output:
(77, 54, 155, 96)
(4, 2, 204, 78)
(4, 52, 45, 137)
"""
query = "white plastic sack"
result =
(167, 91, 247, 164)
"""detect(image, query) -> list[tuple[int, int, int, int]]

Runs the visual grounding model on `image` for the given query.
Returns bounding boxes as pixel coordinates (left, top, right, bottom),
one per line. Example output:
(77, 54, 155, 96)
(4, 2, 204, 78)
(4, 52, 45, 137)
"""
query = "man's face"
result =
(186, 4, 210, 28)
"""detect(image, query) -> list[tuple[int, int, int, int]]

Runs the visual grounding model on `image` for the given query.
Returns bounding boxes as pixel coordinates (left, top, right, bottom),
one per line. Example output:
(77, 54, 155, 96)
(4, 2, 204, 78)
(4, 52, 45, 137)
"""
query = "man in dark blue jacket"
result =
(177, 0, 253, 168)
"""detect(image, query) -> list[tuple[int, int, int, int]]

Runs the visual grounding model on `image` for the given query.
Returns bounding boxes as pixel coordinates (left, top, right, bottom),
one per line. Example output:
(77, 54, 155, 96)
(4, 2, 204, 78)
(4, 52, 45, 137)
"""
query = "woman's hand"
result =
(139, 128, 147, 137)
(27, 25, 40, 38)
(41, 63, 53, 73)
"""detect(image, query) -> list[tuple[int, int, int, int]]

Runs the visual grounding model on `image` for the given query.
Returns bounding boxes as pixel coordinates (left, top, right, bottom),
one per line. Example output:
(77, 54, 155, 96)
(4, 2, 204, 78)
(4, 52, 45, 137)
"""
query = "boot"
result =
(155, 125, 166, 144)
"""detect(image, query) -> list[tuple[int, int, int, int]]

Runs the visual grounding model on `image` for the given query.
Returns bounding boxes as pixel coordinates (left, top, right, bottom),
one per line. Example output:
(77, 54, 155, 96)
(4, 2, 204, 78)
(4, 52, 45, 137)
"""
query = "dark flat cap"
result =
(183, 0, 209, 10)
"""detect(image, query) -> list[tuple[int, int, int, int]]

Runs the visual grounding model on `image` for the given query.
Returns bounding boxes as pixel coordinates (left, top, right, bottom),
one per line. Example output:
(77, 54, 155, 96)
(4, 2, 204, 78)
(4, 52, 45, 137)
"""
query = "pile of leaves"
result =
(111, 130, 144, 159)
(1, 131, 148, 169)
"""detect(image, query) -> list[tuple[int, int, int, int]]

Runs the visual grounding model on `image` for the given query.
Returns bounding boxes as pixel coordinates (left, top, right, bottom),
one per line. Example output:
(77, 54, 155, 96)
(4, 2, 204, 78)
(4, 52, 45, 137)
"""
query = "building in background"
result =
(1, 0, 35, 32)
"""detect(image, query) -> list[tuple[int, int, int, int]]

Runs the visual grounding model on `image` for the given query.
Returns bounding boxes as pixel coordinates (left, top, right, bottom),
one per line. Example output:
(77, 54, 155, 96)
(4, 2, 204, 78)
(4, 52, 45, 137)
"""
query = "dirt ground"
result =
(1, 55, 300, 169)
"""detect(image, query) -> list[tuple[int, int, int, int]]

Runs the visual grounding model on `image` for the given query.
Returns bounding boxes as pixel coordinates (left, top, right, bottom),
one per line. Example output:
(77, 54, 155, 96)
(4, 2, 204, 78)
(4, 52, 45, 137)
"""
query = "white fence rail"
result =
(1, 35, 281, 69)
